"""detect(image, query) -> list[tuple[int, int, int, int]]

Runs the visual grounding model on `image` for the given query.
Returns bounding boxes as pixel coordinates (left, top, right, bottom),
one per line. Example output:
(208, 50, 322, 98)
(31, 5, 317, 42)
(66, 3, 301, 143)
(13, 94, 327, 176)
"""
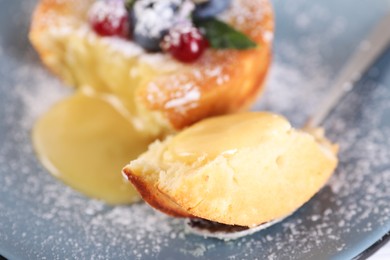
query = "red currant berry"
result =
(89, 0, 129, 38)
(162, 24, 209, 63)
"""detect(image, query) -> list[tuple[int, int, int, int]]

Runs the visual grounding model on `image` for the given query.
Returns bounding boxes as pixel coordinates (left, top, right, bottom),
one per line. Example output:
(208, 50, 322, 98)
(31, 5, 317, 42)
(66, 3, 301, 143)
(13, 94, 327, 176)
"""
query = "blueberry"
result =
(193, 0, 232, 20)
(130, 0, 195, 52)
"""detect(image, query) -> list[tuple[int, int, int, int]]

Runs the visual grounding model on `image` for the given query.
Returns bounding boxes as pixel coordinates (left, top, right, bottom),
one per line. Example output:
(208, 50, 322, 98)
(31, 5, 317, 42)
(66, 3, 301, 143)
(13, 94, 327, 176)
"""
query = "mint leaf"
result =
(195, 18, 257, 50)
(125, 0, 136, 10)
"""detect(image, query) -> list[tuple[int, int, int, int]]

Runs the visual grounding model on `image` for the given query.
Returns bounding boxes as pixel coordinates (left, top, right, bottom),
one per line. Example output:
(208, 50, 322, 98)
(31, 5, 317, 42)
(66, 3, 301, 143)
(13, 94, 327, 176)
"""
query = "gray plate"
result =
(1, 0, 390, 259)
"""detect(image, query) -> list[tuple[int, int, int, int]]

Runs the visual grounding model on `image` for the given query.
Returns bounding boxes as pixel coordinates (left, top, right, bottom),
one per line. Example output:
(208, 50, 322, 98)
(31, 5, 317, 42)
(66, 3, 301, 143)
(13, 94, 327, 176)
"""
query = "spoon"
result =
(186, 11, 390, 240)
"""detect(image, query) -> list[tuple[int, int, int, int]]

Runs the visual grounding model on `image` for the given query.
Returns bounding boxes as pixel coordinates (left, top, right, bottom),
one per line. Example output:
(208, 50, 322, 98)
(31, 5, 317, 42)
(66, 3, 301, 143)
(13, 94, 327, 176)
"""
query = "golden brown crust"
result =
(29, 0, 274, 133)
(122, 167, 193, 218)
(138, 49, 272, 130)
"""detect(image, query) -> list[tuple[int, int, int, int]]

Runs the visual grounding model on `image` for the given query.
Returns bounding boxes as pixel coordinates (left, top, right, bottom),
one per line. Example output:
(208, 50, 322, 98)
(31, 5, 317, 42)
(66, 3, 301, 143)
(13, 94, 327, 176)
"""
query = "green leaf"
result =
(125, 0, 136, 10)
(195, 18, 257, 50)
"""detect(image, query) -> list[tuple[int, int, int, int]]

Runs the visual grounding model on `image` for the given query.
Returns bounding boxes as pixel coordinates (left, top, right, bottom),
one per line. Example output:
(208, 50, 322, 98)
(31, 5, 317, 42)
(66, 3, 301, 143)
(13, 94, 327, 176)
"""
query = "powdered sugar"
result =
(221, 0, 271, 39)
(133, 0, 194, 38)
(88, 0, 127, 28)
(1, 0, 390, 259)
(165, 83, 201, 110)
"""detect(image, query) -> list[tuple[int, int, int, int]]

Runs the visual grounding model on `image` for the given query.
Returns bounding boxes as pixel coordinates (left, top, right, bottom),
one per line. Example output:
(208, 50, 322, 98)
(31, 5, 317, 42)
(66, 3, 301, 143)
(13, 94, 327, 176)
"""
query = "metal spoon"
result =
(186, 12, 390, 240)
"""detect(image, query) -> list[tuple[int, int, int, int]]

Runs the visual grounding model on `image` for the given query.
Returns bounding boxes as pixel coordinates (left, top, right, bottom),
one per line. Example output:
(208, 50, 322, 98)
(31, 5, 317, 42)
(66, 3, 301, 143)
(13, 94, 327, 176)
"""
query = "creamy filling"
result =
(167, 112, 291, 163)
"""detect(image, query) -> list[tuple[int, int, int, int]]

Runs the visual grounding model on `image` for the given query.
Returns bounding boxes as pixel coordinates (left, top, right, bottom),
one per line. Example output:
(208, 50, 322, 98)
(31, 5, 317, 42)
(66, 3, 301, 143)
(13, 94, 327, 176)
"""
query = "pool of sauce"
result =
(33, 92, 153, 204)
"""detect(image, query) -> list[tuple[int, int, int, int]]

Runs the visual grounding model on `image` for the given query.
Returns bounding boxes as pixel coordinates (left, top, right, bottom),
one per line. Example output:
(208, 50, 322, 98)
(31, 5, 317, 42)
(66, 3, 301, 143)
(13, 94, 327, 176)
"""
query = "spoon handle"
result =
(307, 12, 390, 128)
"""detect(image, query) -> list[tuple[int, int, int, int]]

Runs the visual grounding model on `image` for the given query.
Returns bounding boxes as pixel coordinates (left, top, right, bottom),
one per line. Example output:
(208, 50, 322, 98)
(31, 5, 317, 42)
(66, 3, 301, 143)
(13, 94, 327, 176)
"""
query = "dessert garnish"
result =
(130, 0, 195, 51)
(89, 0, 129, 38)
(89, 0, 257, 61)
(161, 22, 209, 63)
(192, 0, 232, 19)
(195, 18, 257, 49)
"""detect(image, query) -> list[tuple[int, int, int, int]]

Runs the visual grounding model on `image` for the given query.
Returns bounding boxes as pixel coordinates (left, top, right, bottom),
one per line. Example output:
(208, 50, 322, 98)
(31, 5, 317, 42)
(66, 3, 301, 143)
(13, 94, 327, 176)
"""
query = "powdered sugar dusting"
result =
(88, 0, 127, 29)
(1, 0, 390, 259)
(133, 0, 194, 38)
(165, 83, 201, 111)
(221, 0, 271, 39)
